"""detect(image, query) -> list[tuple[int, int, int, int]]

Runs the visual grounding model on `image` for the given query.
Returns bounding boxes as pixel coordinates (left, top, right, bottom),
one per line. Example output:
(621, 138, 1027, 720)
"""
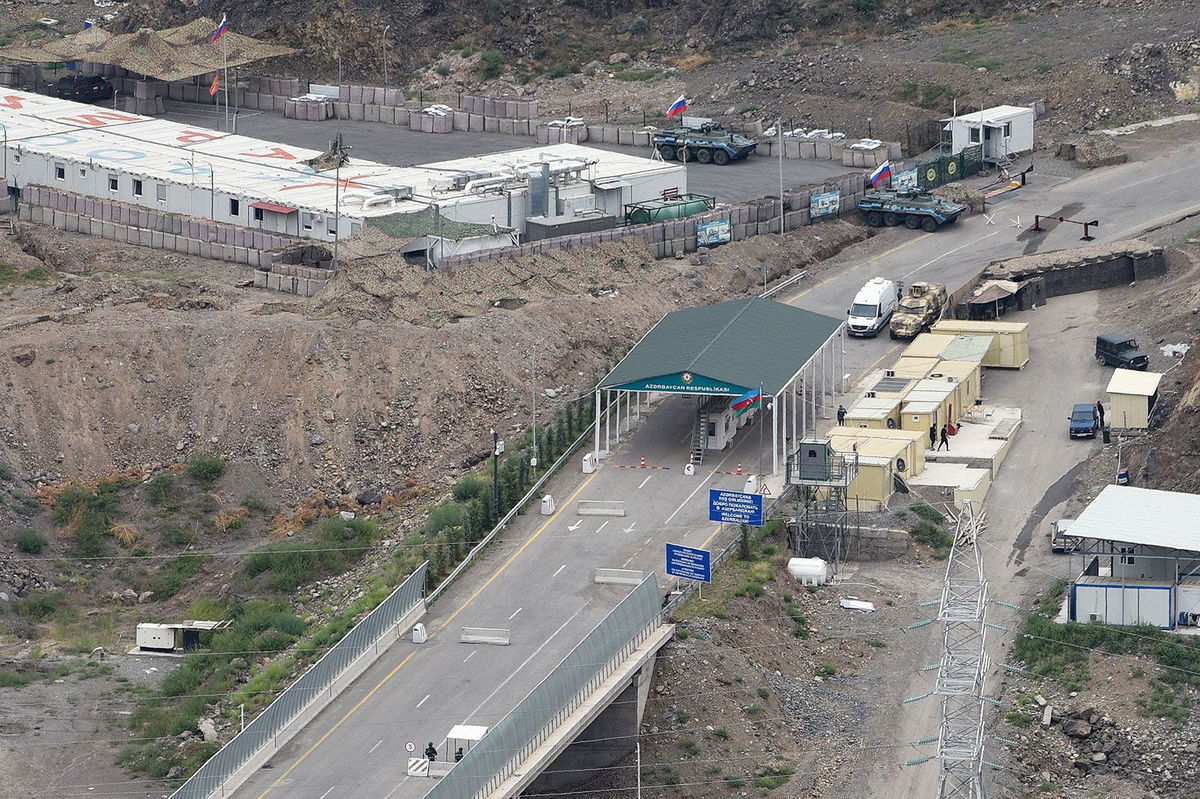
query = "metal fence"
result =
(425, 574, 663, 799)
(916, 144, 984, 190)
(169, 561, 429, 799)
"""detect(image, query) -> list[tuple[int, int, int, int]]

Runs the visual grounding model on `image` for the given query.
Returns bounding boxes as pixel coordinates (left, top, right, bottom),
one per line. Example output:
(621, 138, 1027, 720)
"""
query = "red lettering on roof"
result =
(57, 111, 140, 127)
(0, 95, 33, 110)
(241, 147, 297, 161)
(177, 129, 220, 144)
(279, 173, 380, 192)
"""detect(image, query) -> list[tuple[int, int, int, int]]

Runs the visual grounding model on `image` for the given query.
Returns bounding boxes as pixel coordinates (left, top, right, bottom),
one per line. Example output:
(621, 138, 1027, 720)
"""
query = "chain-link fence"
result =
(425, 574, 662, 799)
(169, 561, 429, 799)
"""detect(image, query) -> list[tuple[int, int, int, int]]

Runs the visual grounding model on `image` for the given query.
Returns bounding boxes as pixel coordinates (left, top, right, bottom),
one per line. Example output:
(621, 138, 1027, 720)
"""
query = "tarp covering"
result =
(0, 18, 295, 82)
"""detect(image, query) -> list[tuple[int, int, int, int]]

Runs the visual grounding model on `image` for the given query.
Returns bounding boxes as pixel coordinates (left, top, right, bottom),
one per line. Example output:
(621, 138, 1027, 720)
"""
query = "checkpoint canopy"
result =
(594, 297, 844, 474)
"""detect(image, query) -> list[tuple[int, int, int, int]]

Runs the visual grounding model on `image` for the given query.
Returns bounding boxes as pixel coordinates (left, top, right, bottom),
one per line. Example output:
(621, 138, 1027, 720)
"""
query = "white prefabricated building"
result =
(0, 88, 685, 244)
(942, 105, 1035, 161)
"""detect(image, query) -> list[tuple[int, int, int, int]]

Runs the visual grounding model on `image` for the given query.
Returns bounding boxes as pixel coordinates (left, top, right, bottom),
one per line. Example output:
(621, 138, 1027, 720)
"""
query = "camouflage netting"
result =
(1056, 134, 1129, 169)
(366, 207, 500, 242)
(983, 239, 1162, 280)
(0, 18, 294, 82)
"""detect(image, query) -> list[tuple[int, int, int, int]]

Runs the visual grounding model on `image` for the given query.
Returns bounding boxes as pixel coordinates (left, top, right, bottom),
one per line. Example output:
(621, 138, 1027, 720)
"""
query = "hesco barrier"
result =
(425, 574, 663, 799)
(916, 144, 983, 190)
(169, 562, 429, 799)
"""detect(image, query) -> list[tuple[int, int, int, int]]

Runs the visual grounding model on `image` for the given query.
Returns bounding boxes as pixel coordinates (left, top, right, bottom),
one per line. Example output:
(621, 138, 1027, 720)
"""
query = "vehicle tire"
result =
(713, 149, 731, 166)
(676, 146, 690, 162)
(658, 144, 676, 160)
(883, 212, 899, 226)
(866, 211, 883, 227)
(904, 215, 921, 230)
(889, 330, 898, 340)
(921, 216, 939, 233)
(1096, 354, 1106, 365)
(696, 148, 712, 164)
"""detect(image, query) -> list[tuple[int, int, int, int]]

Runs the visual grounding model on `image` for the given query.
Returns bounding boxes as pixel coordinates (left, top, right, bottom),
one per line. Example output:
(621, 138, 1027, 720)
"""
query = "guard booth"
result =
(1106, 369, 1162, 430)
(595, 297, 844, 475)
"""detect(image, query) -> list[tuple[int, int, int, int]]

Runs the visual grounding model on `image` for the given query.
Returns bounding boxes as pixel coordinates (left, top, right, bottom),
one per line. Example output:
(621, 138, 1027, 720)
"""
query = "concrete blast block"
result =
(365, 105, 380, 122)
(349, 104, 365, 121)
(395, 108, 410, 127)
(453, 111, 468, 131)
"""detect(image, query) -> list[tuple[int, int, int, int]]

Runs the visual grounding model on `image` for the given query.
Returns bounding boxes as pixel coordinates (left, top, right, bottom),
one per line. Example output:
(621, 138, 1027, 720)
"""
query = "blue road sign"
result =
(666, 543, 712, 583)
(708, 489, 763, 526)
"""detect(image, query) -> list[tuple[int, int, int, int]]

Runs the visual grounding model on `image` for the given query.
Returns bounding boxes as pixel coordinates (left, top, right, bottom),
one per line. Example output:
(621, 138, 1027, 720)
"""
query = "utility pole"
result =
(936, 501, 990, 799)
(490, 428, 500, 518)
(530, 350, 539, 474)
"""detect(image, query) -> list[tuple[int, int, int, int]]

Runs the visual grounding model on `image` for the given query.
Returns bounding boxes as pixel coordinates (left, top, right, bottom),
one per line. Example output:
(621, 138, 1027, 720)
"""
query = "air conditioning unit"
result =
(1088, 613, 1101, 622)
(865, 391, 876, 398)
(946, 376, 959, 383)
(884, 369, 895, 378)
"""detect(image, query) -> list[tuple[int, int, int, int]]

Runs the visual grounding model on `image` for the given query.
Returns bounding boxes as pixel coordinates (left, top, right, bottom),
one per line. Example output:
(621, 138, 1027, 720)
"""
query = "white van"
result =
(847, 277, 900, 337)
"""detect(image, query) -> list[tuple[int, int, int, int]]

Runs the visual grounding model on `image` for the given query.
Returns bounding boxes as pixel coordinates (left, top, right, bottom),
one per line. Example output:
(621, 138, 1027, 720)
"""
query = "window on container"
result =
(302, 219, 313, 231)
(11, 153, 19, 164)
(156, 184, 167, 202)
(79, 167, 87, 177)
(133, 179, 143, 197)
(54, 163, 65, 180)
(327, 225, 336, 237)
(253, 207, 264, 222)
(1119, 546, 1135, 565)
(969, 127, 980, 144)
(229, 198, 240, 216)
(108, 175, 118, 191)
(1003, 122, 1012, 137)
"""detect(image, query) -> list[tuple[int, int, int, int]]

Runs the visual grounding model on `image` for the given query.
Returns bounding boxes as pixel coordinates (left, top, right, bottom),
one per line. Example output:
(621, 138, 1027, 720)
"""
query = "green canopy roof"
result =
(598, 297, 842, 397)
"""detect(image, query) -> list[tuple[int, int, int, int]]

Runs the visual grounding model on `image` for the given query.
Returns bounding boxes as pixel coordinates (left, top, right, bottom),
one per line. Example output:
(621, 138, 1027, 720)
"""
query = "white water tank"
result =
(787, 557, 830, 586)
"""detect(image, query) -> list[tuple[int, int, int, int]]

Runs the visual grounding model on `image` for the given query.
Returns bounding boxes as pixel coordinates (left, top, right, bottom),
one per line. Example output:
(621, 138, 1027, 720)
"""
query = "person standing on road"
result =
(425, 742, 438, 761)
(929, 424, 937, 450)
(938, 425, 950, 451)
(1095, 399, 1106, 430)
(455, 747, 465, 762)
(836, 405, 847, 426)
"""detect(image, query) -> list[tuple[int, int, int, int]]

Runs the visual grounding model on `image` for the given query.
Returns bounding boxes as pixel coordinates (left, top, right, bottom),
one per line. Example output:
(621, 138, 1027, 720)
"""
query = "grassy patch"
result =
(479, 49, 503, 79)
(145, 473, 174, 505)
(815, 661, 837, 677)
(754, 763, 795, 789)
(242, 517, 378, 592)
(0, 668, 30, 688)
(15, 527, 46, 554)
(614, 68, 659, 82)
(0, 262, 52, 287)
(185, 453, 225, 487)
(151, 556, 206, 600)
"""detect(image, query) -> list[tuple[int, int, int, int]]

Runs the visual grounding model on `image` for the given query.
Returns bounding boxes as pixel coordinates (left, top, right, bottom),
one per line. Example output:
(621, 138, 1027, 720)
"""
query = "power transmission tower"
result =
(936, 501, 989, 799)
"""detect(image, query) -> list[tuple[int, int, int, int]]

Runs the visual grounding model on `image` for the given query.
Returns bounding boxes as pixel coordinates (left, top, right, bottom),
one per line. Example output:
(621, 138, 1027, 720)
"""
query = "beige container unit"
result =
(829, 427, 927, 476)
(905, 380, 958, 429)
(1106, 369, 1162, 430)
(885, 356, 939, 381)
(903, 333, 956, 361)
(938, 335, 994, 367)
(842, 454, 894, 510)
(843, 396, 903, 430)
(900, 399, 942, 438)
(931, 320, 1030, 369)
(928, 360, 983, 415)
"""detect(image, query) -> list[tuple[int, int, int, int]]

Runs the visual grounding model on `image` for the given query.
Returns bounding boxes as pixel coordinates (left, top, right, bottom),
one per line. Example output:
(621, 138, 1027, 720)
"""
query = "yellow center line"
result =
(256, 471, 601, 798)
(783, 233, 933, 304)
(699, 525, 722, 550)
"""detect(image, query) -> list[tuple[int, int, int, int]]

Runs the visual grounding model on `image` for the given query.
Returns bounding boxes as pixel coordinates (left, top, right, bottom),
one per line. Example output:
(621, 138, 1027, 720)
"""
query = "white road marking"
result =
(622, 555, 635, 567)
(553, 564, 566, 577)
(597, 521, 610, 532)
(416, 694, 430, 708)
(508, 607, 523, 620)
(638, 475, 653, 488)
(319, 787, 335, 799)
(664, 468, 716, 523)
(902, 230, 1002, 279)
(567, 520, 582, 531)
(368, 739, 383, 754)
(463, 651, 476, 663)
(465, 607, 585, 724)
(384, 779, 408, 798)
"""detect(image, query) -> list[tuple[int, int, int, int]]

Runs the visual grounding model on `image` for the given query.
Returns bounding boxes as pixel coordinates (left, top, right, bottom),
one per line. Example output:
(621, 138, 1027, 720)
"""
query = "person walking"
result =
(836, 404, 847, 426)
(425, 742, 438, 761)
(938, 425, 950, 451)
(1095, 399, 1106, 430)
(929, 424, 937, 450)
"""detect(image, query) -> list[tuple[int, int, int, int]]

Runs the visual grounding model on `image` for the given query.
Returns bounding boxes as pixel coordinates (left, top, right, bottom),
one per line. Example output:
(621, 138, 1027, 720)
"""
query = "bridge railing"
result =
(169, 562, 429, 799)
(426, 573, 662, 799)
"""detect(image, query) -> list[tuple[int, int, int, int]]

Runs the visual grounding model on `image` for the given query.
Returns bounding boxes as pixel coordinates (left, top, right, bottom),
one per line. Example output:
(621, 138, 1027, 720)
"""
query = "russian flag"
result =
(731, 387, 762, 417)
(210, 13, 230, 43)
(868, 160, 892, 187)
(666, 95, 687, 119)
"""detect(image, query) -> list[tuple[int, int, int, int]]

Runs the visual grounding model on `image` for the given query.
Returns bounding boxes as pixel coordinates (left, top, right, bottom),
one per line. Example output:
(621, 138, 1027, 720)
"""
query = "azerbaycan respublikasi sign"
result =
(708, 489, 763, 525)
(608, 371, 750, 395)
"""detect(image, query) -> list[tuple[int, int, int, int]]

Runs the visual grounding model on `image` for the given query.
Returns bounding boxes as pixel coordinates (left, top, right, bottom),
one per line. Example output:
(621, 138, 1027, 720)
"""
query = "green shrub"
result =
(614, 68, 659, 82)
(911, 519, 953, 549)
(424, 503, 464, 536)
(480, 49, 503, 79)
(145, 473, 174, 506)
(911, 503, 944, 523)
(185, 453, 225, 486)
(452, 476, 487, 503)
(242, 516, 377, 591)
(16, 590, 65, 621)
(152, 556, 205, 600)
(0, 668, 30, 688)
(0, 462, 13, 481)
(160, 523, 195, 548)
(241, 494, 268, 514)
(629, 16, 648, 34)
(548, 62, 577, 79)
(815, 662, 837, 677)
(434, 63, 451, 76)
(15, 528, 46, 554)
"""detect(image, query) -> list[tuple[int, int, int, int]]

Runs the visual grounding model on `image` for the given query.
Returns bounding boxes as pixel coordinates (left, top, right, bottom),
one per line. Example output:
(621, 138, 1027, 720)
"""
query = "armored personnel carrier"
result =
(652, 124, 757, 165)
(857, 190, 966, 232)
(889, 282, 949, 340)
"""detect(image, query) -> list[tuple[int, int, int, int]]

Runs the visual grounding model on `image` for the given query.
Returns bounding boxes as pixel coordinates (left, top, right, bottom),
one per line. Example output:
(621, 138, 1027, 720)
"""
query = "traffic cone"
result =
(736, 463, 743, 475)
(639, 456, 647, 469)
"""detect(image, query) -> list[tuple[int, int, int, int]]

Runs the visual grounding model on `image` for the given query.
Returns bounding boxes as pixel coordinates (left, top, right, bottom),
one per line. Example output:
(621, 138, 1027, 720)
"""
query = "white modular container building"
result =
(941, 105, 1035, 162)
(0, 88, 686, 245)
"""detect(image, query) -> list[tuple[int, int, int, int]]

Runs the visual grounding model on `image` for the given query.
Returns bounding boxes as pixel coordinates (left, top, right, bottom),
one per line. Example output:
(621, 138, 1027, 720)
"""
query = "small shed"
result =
(446, 724, 488, 759)
(844, 396, 903, 429)
(942, 105, 1035, 161)
(1106, 369, 1162, 430)
(931, 320, 1029, 369)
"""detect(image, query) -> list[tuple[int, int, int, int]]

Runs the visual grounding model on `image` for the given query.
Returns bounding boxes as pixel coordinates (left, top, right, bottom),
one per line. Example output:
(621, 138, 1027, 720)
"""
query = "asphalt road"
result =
(231, 128, 1200, 799)
(160, 101, 853, 205)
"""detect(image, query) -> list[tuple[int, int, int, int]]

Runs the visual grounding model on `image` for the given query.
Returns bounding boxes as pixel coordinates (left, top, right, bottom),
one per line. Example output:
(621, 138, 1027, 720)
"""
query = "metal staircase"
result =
(690, 406, 708, 466)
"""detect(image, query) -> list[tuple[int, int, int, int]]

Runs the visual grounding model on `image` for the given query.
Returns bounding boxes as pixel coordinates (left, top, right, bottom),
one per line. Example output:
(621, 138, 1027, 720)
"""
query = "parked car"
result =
(847, 277, 900, 337)
(1068, 403, 1098, 438)
(1095, 333, 1149, 370)
(56, 75, 115, 103)
(1050, 518, 1078, 553)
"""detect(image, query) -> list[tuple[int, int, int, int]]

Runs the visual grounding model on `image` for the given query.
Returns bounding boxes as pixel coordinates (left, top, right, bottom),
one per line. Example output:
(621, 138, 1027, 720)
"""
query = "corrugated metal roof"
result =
(0, 89, 681, 221)
(1107, 369, 1163, 397)
(598, 297, 842, 395)
(944, 105, 1035, 125)
(1070, 485, 1200, 550)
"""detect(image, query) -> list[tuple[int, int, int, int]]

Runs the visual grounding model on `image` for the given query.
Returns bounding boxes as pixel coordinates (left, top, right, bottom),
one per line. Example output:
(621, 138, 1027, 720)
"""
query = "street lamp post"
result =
(382, 25, 391, 89)
(491, 429, 501, 518)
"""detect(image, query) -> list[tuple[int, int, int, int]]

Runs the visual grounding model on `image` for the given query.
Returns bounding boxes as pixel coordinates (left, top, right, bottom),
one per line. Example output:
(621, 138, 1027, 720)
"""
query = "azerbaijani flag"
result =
(868, 160, 892, 187)
(210, 13, 230, 43)
(731, 388, 762, 418)
(666, 95, 687, 118)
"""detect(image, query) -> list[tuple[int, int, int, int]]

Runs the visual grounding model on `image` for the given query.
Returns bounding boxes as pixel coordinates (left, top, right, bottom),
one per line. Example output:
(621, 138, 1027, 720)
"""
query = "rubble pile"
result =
(1108, 39, 1200, 99)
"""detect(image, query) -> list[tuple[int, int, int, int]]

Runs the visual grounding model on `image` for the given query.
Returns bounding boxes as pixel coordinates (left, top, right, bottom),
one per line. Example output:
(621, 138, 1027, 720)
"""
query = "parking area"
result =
(161, 102, 856, 205)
